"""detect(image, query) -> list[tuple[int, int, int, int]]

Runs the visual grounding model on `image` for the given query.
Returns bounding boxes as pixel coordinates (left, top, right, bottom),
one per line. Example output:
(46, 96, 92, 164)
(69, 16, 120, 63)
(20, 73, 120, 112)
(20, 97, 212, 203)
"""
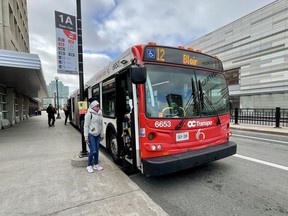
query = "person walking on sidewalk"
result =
(46, 104, 56, 127)
(63, 104, 71, 125)
(83, 100, 104, 173)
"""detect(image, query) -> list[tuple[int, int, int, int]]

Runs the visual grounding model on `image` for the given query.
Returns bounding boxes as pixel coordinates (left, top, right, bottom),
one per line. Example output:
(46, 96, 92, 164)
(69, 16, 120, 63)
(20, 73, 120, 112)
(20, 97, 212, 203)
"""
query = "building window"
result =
(224, 68, 239, 85)
(0, 93, 8, 120)
(9, 5, 15, 33)
(14, 95, 19, 117)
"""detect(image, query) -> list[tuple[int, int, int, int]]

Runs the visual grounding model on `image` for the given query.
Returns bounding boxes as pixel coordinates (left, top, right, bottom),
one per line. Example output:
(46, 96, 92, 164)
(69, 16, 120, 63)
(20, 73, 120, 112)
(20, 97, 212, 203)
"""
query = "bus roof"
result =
(84, 43, 223, 89)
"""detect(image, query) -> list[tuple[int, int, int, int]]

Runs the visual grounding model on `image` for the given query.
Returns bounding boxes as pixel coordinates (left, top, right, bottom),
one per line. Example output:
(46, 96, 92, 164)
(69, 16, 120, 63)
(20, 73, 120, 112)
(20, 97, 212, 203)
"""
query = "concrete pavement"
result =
(1, 112, 287, 216)
(0, 111, 168, 216)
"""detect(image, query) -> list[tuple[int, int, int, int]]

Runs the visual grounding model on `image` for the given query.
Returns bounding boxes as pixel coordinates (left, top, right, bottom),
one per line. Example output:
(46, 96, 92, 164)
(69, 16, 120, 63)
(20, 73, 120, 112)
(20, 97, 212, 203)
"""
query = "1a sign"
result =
(55, 11, 78, 75)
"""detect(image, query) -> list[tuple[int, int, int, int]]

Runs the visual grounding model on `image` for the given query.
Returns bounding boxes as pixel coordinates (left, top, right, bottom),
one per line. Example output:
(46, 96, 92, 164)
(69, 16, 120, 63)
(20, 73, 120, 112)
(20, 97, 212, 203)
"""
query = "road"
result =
(129, 130, 288, 216)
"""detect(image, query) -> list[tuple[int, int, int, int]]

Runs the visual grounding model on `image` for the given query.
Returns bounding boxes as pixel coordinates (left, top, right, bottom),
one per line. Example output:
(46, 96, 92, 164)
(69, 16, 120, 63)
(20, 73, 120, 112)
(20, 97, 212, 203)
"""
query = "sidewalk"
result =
(0, 111, 168, 216)
(230, 123, 288, 136)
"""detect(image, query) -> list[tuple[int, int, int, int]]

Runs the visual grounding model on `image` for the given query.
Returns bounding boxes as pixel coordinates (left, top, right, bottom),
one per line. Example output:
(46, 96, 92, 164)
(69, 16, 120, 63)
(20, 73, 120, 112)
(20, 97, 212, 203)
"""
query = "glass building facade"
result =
(45, 80, 69, 109)
(47, 80, 69, 98)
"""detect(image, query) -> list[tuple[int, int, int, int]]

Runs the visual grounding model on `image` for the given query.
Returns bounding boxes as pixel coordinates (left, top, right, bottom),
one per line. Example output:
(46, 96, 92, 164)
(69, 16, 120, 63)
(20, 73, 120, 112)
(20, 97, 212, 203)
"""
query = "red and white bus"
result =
(69, 42, 237, 176)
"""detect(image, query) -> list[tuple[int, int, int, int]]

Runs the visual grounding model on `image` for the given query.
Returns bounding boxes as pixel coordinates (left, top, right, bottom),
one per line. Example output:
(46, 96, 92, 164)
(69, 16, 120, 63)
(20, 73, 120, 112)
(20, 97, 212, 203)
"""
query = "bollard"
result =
(275, 107, 280, 128)
(234, 108, 239, 124)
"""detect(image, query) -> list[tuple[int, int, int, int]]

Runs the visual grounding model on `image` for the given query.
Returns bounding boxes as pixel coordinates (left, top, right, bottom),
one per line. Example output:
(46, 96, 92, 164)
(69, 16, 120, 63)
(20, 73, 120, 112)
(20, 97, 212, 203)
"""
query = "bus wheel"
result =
(109, 132, 121, 164)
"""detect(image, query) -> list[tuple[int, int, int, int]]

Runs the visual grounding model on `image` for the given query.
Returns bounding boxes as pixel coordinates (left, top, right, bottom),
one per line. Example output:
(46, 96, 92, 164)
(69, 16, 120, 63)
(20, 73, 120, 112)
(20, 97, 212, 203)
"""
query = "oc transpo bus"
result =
(69, 42, 237, 176)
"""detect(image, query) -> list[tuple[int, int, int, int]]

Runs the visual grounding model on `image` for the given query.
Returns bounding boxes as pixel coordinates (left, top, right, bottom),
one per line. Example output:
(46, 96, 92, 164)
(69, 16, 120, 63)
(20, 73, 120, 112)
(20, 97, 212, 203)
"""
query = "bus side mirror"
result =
(130, 65, 146, 84)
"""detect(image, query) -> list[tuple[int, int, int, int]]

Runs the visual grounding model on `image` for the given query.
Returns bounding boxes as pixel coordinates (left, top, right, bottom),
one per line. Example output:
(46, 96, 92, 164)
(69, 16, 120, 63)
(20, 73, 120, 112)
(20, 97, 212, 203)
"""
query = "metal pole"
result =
(275, 107, 281, 128)
(56, 79, 61, 119)
(77, 0, 88, 157)
(235, 108, 239, 124)
(54, 92, 56, 107)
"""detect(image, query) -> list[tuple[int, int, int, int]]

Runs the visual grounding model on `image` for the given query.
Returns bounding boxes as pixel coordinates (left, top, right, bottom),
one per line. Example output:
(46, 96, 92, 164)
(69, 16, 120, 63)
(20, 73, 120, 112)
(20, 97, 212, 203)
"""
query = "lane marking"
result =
(233, 134, 288, 145)
(234, 154, 288, 171)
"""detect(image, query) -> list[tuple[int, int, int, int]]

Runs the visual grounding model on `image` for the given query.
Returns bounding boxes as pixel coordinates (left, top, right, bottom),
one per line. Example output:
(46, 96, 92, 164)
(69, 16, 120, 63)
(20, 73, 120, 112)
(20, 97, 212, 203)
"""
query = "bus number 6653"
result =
(155, 121, 171, 128)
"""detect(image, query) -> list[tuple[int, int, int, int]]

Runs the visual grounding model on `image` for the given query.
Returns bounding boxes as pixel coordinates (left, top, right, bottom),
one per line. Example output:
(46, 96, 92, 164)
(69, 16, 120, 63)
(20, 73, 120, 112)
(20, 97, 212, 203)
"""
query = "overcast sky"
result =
(27, 0, 275, 92)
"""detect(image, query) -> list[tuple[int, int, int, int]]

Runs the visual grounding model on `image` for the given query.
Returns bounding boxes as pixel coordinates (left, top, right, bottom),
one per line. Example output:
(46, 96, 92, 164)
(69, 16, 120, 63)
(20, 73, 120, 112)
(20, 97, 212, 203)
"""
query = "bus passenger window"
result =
(102, 91, 115, 117)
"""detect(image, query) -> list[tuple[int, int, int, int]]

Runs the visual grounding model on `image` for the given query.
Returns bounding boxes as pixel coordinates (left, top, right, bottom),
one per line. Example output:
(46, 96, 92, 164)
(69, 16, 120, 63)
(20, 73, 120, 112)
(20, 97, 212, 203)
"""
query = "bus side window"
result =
(103, 92, 115, 117)
(125, 92, 131, 114)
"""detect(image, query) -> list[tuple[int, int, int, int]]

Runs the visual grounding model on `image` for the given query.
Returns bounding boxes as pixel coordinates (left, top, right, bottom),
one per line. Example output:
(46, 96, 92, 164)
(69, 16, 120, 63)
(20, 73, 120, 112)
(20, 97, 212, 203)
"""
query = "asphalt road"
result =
(129, 130, 288, 216)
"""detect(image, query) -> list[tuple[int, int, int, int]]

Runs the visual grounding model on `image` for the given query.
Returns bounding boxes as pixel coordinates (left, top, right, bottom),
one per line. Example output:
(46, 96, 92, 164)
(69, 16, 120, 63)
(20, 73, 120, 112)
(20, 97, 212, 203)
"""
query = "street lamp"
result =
(55, 76, 61, 119)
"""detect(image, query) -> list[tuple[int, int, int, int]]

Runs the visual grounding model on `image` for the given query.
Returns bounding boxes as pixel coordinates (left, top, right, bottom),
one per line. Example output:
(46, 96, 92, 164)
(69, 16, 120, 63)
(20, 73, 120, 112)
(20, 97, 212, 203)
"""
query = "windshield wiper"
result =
(198, 80, 221, 126)
(175, 78, 198, 130)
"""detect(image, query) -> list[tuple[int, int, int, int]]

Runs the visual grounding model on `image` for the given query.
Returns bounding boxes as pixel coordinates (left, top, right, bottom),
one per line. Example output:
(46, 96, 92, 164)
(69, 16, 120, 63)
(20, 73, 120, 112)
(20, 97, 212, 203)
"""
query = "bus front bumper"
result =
(142, 141, 237, 177)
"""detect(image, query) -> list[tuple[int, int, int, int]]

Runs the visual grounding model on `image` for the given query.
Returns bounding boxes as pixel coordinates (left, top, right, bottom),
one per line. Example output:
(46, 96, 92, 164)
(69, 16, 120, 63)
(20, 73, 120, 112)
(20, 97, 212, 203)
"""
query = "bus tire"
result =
(108, 131, 121, 164)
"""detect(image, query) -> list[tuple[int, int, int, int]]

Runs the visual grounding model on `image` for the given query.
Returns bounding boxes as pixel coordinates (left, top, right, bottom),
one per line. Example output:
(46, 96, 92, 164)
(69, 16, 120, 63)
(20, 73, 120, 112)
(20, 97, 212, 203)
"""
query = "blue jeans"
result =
(87, 134, 100, 166)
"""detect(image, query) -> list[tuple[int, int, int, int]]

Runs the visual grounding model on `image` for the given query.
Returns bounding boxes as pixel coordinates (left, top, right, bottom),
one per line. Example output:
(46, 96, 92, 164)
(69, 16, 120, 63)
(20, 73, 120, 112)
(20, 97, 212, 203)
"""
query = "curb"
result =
(230, 126, 287, 136)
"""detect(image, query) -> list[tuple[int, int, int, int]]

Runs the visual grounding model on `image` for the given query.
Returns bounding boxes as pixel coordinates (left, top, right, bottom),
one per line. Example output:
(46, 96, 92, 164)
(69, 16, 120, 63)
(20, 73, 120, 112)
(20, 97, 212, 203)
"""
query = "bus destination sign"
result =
(143, 46, 223, 71)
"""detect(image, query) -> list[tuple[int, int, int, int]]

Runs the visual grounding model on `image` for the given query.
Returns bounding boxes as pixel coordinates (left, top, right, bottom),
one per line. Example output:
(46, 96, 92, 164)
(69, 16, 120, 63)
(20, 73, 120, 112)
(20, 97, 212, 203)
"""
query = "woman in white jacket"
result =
(84, 100, 104, 173)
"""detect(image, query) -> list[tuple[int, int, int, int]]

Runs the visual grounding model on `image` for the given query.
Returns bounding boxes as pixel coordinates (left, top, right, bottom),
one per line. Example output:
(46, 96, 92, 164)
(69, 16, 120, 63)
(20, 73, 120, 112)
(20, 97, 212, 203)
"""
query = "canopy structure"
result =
(0, 49, 48, 98)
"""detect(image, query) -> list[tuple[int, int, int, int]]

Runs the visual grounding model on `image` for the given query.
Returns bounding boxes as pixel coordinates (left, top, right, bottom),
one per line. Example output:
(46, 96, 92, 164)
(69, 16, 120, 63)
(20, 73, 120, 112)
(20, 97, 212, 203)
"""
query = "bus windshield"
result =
(145, 64, 230, 118)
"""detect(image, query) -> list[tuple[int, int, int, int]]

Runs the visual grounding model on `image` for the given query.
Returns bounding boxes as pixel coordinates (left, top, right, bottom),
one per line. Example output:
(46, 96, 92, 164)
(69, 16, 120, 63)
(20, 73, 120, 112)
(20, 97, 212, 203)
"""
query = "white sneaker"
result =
(93, 164, 103, 171)
(86, 166, 94, 173)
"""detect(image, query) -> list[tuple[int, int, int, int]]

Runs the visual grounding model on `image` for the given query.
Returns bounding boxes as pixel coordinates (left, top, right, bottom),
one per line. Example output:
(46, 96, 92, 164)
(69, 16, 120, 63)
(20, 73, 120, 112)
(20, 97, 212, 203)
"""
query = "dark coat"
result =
(46, 105, 56, 116)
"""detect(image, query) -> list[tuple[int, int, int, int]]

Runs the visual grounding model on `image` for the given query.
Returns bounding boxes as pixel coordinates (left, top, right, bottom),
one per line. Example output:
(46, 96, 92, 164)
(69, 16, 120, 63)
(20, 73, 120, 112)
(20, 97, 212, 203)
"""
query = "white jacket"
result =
(83, 108, 103, 138)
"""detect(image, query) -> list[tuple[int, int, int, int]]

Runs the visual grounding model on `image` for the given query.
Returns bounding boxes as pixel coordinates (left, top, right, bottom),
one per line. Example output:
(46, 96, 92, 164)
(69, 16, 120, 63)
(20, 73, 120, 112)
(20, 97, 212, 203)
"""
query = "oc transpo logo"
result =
(196, 129, 205, 141)
(187, 120, 213, 128)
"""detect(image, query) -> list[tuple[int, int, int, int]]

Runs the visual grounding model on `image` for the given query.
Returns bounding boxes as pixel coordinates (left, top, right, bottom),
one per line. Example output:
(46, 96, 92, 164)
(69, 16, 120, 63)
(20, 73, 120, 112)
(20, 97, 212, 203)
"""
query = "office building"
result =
(47, 80, 69, 98)
(185, 0, 288, 109)
(0, 0, 29, 52)
(43, 80, 69, 109)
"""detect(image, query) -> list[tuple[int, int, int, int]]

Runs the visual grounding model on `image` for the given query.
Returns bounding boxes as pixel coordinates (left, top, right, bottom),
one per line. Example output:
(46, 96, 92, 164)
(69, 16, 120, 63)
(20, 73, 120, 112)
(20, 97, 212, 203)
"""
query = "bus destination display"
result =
(143, 46, 223, 71)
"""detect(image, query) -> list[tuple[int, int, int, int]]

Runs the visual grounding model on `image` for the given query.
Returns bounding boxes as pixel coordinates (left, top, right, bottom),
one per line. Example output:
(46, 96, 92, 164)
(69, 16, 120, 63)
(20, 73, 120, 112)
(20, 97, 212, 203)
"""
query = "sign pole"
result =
(76, 0, 88, 157)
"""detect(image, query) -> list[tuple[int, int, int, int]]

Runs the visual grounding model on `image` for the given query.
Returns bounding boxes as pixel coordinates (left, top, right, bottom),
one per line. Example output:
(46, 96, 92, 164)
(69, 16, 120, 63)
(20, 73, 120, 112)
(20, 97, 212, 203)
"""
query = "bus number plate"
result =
(176, 132, 189, 142)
